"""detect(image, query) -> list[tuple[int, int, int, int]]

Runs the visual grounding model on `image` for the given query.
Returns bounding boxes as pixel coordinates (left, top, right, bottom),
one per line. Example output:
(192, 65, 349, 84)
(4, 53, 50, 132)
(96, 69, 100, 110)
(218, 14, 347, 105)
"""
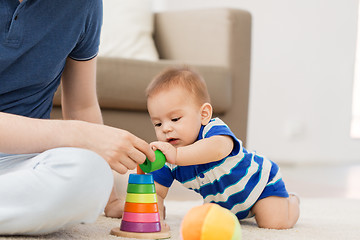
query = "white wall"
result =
(158, 0, 360, 164)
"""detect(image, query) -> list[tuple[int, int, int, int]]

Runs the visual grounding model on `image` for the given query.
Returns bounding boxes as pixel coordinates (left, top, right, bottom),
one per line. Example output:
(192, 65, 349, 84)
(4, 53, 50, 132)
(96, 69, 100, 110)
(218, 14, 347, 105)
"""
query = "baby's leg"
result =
(251, 195, 300, 229)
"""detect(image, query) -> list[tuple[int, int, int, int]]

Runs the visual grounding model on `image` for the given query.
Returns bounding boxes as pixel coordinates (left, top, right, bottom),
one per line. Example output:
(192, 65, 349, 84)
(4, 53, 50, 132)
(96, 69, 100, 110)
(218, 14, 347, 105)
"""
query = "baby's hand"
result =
(150, 141, 177, 164)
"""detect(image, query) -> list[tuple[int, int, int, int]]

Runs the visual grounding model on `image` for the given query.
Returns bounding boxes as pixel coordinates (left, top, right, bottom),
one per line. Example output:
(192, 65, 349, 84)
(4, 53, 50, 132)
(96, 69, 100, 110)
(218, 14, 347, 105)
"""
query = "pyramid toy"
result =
(110, 150, 170, 239)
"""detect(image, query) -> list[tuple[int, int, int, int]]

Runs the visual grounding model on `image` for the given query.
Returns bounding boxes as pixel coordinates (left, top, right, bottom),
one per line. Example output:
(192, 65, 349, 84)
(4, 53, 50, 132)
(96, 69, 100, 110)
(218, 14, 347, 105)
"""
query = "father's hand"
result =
(75, 121, 155, 174)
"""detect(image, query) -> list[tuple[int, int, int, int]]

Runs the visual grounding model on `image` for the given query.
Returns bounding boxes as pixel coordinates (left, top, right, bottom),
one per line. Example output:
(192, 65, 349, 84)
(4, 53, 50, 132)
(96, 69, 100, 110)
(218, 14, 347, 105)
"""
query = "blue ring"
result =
(128, 173, 154, 184)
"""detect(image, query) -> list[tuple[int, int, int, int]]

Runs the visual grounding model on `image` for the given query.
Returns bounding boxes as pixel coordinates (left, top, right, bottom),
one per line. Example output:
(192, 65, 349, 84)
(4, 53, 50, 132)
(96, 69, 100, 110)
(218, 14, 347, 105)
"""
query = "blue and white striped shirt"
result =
(151, 118, 288, 219)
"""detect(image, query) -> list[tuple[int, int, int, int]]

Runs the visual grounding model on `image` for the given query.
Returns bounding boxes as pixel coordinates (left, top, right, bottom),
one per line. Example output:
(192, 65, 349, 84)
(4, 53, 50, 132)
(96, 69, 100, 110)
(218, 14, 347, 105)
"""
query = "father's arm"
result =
(0, 57, 101, 154)
(0, 57, 155, 171)
(0, 112, 76, 154)
(60, 57, 102, 123)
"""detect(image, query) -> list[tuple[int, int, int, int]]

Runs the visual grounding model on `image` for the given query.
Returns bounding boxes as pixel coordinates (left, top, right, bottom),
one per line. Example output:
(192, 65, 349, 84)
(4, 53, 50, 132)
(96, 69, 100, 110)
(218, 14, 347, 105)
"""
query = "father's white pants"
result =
(0, 147, 113, 235)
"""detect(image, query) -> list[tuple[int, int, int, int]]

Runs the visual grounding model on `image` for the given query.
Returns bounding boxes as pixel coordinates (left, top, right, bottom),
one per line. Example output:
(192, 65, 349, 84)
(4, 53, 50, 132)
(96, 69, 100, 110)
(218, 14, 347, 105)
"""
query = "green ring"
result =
(127, 183, 156, 194)
(139, 150, 166, 173)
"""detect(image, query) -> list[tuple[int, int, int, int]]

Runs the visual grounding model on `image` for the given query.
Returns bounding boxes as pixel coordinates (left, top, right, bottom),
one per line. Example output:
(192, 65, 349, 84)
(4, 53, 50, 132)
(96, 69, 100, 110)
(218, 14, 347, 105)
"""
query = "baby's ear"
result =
(200, 103, 213, 125)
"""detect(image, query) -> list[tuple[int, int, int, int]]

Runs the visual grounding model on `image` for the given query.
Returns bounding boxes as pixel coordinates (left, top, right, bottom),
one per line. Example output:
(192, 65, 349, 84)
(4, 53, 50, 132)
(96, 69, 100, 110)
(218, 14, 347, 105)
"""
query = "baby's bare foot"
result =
(160, 219, 171, 231)
(289, 192, 300, 204)
(105, 198, 124, 218)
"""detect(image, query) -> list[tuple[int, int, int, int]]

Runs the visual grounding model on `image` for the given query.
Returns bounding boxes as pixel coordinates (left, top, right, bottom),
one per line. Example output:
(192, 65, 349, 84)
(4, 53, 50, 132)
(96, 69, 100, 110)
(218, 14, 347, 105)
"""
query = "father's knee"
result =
(39, 148, 113, 221)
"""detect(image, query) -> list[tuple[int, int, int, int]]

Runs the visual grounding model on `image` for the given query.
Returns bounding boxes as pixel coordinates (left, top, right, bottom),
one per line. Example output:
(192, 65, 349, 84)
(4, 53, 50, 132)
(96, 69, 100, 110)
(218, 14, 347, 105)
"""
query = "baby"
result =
(146, 66, 300, 229)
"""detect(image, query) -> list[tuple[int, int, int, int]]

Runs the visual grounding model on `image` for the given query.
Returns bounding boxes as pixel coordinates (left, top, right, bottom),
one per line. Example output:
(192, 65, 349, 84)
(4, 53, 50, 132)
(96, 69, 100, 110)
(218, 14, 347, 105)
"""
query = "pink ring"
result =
(122, 212, 160, 223)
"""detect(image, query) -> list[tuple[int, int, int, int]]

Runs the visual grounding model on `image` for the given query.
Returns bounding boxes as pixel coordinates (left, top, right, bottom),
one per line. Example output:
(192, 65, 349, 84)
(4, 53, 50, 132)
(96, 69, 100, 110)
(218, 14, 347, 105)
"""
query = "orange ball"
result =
(181, 203, 242, 240)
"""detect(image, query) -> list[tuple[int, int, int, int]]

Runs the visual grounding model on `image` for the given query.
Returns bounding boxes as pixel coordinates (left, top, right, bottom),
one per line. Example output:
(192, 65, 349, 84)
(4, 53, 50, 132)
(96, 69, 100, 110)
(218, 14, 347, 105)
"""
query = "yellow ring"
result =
(126, 193, 157, 203)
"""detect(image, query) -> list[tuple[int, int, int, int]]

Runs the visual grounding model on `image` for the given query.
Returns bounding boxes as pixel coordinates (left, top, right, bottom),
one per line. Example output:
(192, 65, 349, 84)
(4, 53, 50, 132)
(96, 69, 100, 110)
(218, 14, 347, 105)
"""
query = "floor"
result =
(280, 163, 360, 199)
(164, 163, 360, 201)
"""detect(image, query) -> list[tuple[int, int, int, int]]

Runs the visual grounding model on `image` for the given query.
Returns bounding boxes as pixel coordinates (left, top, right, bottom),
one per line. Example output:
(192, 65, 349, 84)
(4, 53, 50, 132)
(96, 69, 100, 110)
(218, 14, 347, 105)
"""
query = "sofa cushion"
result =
(98, 0, 159, 61)
(95, 57, 232, 114)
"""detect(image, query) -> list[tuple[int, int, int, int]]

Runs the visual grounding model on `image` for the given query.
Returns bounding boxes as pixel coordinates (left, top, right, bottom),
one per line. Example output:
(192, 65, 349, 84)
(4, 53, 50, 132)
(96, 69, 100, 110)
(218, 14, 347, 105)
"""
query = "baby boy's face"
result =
(147, 87, 203, 147)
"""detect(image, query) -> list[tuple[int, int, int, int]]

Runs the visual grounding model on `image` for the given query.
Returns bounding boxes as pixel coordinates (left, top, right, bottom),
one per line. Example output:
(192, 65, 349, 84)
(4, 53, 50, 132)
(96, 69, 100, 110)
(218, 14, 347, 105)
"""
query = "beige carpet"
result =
(1, 198, 360, 240)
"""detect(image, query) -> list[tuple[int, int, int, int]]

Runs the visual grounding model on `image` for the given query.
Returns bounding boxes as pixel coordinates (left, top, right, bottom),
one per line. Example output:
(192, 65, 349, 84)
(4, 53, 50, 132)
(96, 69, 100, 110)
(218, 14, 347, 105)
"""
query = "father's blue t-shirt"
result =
(0, 0, 102, 119)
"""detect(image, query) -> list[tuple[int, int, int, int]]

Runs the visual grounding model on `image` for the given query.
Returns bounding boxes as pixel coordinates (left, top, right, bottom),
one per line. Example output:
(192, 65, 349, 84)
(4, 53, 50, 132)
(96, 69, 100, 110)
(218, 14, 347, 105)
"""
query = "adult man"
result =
(0, 0, 154, 234)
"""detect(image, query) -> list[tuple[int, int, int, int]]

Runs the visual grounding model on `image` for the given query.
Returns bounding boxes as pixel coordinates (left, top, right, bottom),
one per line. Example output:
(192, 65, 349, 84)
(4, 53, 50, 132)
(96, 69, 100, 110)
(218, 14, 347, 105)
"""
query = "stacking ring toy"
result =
(110, 173, 170, 239)
(126, 193, 157, 203)
(123, 212, 160, 223)
(124, 202, 159, 213)
(127, 183, 156, 194)
(128, 174, 154, 184)
(120, 221, 161, 233)
(139, 150, 166, 173)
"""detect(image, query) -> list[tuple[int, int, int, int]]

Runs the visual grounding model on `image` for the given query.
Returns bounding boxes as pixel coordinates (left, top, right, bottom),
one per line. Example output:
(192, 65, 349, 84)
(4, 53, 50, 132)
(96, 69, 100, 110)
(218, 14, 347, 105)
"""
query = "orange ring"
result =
(124, 202, 159, 213)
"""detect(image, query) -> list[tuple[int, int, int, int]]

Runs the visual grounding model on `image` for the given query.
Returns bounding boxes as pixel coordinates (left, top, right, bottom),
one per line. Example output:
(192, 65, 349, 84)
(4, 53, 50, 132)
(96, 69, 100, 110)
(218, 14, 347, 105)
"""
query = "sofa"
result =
(52, 8, 252, 146)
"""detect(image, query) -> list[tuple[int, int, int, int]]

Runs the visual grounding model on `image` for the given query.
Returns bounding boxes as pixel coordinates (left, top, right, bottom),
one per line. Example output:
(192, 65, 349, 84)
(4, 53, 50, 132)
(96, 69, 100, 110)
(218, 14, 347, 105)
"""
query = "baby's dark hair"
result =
(146, 66, 210, 106)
